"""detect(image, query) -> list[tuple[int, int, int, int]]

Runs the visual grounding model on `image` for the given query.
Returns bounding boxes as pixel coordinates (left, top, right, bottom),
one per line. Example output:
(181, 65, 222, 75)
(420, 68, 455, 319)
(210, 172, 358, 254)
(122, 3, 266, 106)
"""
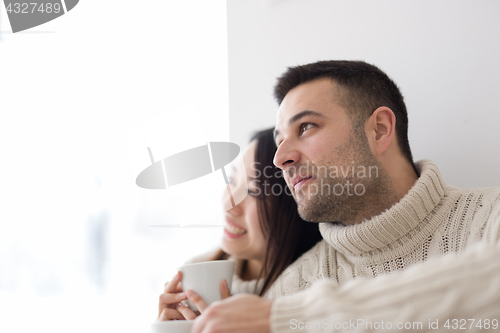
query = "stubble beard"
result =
(293, 135, 395, 225)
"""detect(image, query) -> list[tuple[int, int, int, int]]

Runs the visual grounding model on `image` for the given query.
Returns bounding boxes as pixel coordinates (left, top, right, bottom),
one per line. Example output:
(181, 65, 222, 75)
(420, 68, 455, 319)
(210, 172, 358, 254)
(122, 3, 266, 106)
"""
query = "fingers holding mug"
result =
(186, 289, 209, 313)
(176, 302, 199, 320)
(158, 271, 188, 320)
(220, 279, 231, 299)
(164, 271, 183, 293)
(158, 307, 185, 321)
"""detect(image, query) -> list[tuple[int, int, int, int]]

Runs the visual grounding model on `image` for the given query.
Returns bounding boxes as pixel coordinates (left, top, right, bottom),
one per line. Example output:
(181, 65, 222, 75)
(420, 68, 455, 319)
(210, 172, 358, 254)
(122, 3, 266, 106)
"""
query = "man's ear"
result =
(364, 107, 396, 156)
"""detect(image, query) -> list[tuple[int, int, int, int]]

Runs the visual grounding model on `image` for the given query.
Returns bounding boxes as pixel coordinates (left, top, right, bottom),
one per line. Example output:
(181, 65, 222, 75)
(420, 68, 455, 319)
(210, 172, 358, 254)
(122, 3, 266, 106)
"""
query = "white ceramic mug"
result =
(178, 260, 235, 311)
(150, 320, 193, 333)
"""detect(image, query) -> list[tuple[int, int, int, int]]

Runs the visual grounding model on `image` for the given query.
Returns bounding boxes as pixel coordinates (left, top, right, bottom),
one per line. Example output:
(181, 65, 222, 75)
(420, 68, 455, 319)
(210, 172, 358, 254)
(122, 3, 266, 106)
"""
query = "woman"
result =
(158, 128, 322, 320)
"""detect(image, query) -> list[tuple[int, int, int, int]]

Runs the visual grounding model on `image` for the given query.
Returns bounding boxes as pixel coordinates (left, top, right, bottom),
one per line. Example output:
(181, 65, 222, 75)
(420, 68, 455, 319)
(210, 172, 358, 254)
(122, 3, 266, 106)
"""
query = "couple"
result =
(162, 60, 500, 332)
(158, 127, 323, 320)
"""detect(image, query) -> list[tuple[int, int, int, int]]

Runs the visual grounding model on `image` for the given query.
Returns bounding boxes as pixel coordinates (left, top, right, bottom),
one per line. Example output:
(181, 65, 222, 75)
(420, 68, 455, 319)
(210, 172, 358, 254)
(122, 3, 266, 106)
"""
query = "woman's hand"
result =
(158, 271, 189, 321)
(176, 279, 232, 319)
(158, 271, 232, 321)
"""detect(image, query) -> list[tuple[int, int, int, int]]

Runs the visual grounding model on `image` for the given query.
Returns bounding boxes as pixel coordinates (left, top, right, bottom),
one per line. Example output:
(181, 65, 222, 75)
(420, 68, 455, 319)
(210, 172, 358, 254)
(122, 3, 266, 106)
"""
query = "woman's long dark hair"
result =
(250, 128, 323, 296)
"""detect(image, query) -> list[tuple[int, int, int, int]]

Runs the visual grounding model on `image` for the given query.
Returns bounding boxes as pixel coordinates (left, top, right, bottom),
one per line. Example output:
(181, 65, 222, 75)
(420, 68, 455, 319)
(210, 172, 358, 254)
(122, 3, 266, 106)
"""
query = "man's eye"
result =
(300, 123, 314, 135)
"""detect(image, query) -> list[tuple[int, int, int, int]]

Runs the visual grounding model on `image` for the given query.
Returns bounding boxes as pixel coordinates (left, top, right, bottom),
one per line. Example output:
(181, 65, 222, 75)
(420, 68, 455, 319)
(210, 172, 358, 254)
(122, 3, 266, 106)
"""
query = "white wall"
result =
(227, 0, 500, 188)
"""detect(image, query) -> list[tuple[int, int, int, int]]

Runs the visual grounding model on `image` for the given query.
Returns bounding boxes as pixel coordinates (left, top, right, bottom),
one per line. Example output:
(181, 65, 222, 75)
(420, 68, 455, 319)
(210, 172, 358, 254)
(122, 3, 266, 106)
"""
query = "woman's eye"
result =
(300, 123, 313, 135)
(248, 189, 258, 197)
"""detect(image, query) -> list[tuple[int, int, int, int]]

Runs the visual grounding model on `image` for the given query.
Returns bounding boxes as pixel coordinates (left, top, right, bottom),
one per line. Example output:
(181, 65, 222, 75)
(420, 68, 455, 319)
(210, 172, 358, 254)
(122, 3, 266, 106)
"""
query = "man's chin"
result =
(293, 187, 312, 201)
(297, 204, 323, 223)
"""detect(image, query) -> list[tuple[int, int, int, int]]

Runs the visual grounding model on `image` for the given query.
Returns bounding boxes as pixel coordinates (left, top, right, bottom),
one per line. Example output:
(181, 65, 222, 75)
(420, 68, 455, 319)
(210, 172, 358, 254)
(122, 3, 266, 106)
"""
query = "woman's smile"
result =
(224, 218, 247, 238)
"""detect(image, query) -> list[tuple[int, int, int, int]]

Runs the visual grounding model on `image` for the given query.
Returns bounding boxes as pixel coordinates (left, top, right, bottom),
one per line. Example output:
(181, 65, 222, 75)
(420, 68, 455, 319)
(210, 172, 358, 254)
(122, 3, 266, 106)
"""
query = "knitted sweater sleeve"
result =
(271, 209, 500, 332)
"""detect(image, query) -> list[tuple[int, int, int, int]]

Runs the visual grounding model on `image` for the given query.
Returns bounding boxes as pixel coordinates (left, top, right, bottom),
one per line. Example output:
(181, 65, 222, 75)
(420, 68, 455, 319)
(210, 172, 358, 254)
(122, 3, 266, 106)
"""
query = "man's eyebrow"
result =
(274, 110, 326, 142)
(288, 110, 326, 126)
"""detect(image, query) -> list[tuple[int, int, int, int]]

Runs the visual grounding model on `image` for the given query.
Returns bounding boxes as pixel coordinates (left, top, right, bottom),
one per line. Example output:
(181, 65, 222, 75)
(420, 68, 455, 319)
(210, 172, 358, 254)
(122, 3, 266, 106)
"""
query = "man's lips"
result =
(291, 175, 313, 191)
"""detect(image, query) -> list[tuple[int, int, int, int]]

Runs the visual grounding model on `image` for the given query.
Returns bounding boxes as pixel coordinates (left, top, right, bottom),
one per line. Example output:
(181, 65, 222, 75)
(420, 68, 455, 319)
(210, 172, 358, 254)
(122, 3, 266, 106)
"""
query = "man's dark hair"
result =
(274, 60, 416, 169)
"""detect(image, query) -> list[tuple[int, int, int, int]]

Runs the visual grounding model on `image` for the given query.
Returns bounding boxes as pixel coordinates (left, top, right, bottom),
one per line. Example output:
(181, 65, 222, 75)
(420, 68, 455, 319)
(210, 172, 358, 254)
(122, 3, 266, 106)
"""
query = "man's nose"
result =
(273, 139, 300, 171)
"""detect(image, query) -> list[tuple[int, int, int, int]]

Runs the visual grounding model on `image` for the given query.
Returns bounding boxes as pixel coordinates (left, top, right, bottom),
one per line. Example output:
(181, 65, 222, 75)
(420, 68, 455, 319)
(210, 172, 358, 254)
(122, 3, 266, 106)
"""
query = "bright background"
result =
(0, 1, 229, 332)
(1, 1, 500, 333)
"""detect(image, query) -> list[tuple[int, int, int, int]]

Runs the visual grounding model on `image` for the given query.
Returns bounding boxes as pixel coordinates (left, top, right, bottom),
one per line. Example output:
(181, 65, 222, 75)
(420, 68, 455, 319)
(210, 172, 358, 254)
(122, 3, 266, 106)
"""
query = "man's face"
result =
(273, 78, 384, 224)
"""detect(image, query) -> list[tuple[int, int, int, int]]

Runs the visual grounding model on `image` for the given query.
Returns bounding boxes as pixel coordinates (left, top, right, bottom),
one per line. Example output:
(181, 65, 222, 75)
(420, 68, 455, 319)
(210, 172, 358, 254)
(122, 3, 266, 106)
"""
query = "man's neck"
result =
(348, 160, 419, 226)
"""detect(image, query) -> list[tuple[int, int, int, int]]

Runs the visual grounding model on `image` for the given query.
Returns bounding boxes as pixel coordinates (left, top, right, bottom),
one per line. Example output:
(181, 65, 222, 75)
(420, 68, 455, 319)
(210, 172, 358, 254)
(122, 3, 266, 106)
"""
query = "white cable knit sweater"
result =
(265, 160, 500, 332)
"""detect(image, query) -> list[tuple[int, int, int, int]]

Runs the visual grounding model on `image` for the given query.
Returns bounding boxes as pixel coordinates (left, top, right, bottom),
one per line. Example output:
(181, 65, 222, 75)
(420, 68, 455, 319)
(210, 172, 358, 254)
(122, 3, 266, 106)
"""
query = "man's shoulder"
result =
(444, 185, 500, 243)
(445, 185, 500, 206)
(277, 239, 330, 275)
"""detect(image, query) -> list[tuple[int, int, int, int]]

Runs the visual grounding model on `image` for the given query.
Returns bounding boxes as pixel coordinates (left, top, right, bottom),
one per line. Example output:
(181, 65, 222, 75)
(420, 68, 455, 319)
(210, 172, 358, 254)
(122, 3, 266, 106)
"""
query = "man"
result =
(189, 61, 500, 332)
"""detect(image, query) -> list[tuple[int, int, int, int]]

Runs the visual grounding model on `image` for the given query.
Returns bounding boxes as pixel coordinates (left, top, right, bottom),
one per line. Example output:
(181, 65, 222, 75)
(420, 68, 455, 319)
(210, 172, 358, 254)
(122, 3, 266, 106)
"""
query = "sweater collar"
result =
(229, 257, 264, 295)
(319, 160, 446, 261)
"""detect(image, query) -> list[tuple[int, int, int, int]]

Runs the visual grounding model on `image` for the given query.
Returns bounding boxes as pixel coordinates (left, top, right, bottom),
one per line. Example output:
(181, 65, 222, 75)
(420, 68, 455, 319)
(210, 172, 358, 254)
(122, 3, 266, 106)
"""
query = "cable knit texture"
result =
(230, 257, 264, 295)
(265, 160, 500, 332)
